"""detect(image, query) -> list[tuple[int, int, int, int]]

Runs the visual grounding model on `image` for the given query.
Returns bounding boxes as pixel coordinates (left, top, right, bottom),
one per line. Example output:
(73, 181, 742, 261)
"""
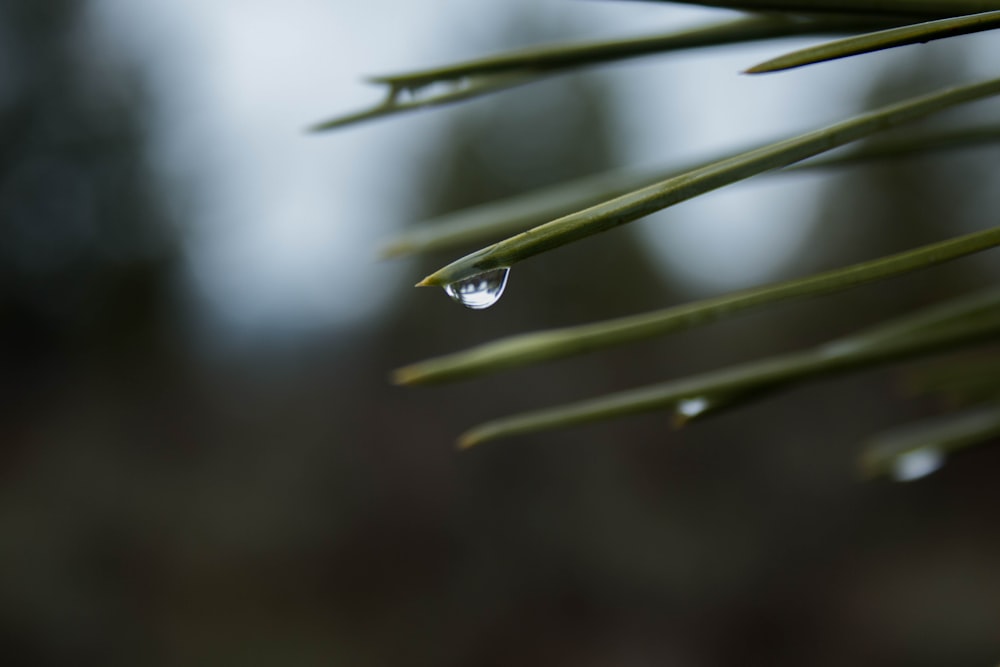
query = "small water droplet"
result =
(676, 397, 710, 419)
(890, 447, 945, 482)
(444, 268, 510, 310)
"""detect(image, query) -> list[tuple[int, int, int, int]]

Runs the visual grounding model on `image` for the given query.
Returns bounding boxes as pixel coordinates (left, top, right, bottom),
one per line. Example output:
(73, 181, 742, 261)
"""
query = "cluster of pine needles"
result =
(316, 0, 1000, 479)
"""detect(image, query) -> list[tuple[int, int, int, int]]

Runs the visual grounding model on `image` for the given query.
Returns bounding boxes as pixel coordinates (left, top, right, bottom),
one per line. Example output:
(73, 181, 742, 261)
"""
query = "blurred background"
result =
(2, 1, 1000, 664)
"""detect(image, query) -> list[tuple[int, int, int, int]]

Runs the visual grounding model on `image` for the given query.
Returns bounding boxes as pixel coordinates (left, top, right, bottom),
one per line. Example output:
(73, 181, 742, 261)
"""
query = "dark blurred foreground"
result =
(1, 3, 999, 665)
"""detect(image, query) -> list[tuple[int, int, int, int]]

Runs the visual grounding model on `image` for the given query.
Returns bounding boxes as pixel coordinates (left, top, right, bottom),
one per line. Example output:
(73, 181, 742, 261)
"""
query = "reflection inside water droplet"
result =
(890, 447, 945, 482)
(444, 268, 510, 310)
(676, 397, 710, 419)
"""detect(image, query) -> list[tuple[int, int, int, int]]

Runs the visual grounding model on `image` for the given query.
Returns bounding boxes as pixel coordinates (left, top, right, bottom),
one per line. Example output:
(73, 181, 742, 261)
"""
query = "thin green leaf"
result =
(385, 124, 1000, 258)
(747, 10, 1000, 73)
(417, 76, 1000, 288)
(859, 403, 1000, 480)
(837, 289, 1000, 349)
(369, 15, 884, 88)
(381, 165, 666, 258)
(794, 123, 1000, 168)
(395, 226, 1000, 385)
(308, 74, 534, 132)
(458, 294, 1000, 448)
(310, 14, 891, 132)
(655, 0, 1000, 19)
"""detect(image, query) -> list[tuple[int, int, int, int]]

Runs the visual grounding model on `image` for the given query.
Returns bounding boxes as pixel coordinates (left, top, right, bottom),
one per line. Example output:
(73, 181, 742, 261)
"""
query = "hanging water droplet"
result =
(676, 397, 710, 419)
(890, 447, 945, 482)
(443, 268, 509, 310)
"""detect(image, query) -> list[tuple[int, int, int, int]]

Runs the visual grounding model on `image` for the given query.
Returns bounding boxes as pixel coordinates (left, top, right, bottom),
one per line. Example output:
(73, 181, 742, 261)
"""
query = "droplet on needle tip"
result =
(443, 268, 510, 310)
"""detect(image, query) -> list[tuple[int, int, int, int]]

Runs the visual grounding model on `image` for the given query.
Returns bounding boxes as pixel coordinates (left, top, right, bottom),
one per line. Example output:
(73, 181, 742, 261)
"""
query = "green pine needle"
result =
(417, 76, 1000, 289)
(859, 403, 1000, 480)
(458, 293, 1000, 448)
(396, 226, 1000, 385)
(310, 14, 891, 132)
(746, 10, 1000, 73)
(657, 0, 1000, 19)
(385, 124, 1000, 258)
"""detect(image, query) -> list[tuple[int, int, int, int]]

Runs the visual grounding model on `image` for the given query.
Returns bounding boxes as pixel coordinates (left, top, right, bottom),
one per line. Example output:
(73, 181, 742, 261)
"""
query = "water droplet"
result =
(444, 268, 509, 310)
(890, 447, 945, 482)
(676, 397, 710, 419)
